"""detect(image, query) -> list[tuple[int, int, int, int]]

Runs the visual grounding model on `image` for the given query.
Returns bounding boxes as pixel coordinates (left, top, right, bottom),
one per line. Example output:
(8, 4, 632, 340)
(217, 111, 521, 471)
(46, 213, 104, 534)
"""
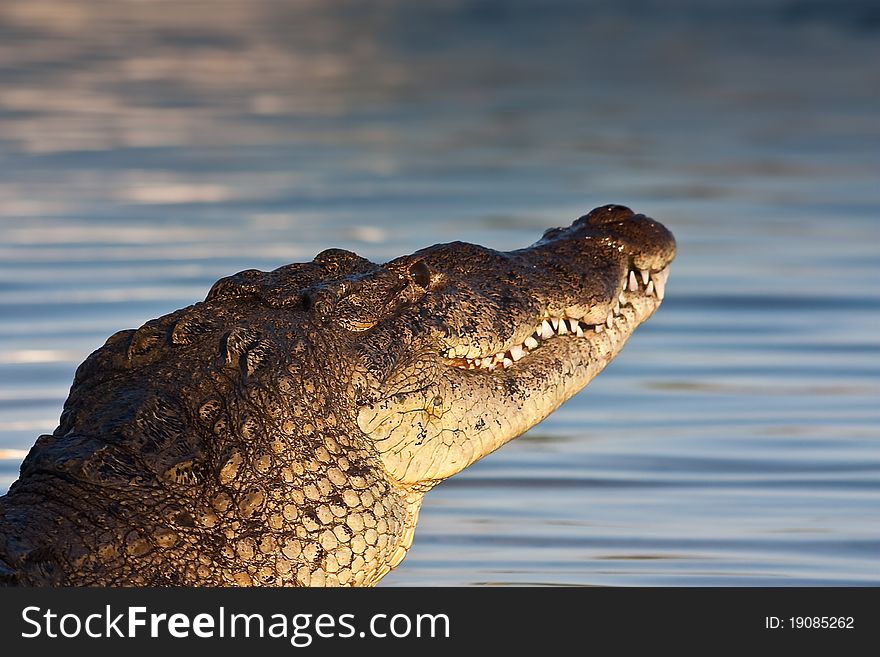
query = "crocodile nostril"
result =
(583, 204, 636, 226)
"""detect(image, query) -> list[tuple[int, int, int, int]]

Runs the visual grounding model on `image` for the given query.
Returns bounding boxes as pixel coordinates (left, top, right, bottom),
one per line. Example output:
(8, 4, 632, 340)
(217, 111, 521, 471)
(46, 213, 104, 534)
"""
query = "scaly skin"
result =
(0, 205, 675, 586)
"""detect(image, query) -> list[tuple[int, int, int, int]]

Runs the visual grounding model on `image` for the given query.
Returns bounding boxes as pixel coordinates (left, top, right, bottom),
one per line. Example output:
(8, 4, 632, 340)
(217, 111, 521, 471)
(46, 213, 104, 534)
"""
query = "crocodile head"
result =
(0, 203, 674, 586)
(351, 204, 676, 486)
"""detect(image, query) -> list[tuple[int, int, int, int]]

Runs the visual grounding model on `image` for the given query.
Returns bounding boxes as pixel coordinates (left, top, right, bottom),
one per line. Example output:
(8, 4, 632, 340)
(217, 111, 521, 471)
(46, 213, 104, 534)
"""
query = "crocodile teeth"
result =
(447, 265, 668, 372)
(652, 268, 668, 300)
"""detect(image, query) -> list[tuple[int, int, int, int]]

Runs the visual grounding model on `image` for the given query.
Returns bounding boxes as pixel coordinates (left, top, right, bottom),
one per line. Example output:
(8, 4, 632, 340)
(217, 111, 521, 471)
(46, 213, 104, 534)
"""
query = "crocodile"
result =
(0, 204, 675, 586)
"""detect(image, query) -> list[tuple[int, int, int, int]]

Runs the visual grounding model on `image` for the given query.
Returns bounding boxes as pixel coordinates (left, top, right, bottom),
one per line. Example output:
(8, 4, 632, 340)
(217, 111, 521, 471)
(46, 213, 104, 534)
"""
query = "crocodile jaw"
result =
(359, 268, 669, 484)
(358, 206, 676, 486)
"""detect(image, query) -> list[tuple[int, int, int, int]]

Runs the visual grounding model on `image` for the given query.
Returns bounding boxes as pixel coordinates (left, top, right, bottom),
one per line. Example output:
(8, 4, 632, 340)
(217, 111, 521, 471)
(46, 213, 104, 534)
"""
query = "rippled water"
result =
(0, 0, 878, 585)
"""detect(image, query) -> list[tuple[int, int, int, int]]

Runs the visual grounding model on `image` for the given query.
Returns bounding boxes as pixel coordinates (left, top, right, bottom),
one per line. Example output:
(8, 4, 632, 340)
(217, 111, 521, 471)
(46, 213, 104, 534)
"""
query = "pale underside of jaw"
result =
(444, 266, 669, 371)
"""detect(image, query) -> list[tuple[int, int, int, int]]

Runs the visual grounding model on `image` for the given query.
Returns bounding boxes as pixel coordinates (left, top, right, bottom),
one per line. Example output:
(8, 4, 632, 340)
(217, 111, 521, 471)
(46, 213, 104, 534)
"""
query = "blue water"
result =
(0, 0, 878, 585)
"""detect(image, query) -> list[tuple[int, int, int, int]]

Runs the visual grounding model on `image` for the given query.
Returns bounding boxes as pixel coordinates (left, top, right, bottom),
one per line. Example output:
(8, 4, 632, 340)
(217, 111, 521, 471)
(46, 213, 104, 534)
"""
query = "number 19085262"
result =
(791, 617, 854, 629)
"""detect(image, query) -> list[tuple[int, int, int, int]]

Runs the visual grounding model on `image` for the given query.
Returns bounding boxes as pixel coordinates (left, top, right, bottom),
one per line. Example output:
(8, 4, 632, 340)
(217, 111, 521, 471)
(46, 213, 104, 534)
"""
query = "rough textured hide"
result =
(0, 205, 675, 586)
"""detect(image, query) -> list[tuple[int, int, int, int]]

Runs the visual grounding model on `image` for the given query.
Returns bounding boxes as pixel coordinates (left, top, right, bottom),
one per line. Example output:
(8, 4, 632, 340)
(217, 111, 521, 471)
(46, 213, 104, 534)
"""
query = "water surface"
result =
(0, 0, 878, 585)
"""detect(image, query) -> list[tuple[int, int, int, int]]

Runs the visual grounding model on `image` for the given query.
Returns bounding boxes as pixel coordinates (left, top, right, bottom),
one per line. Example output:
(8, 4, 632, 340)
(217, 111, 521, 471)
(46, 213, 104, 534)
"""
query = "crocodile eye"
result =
(409, 260, 431, 289)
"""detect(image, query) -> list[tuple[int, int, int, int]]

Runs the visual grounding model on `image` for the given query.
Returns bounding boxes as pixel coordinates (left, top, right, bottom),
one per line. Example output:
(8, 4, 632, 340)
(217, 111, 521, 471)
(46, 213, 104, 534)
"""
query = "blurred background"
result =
(0, 0, 878, 585)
